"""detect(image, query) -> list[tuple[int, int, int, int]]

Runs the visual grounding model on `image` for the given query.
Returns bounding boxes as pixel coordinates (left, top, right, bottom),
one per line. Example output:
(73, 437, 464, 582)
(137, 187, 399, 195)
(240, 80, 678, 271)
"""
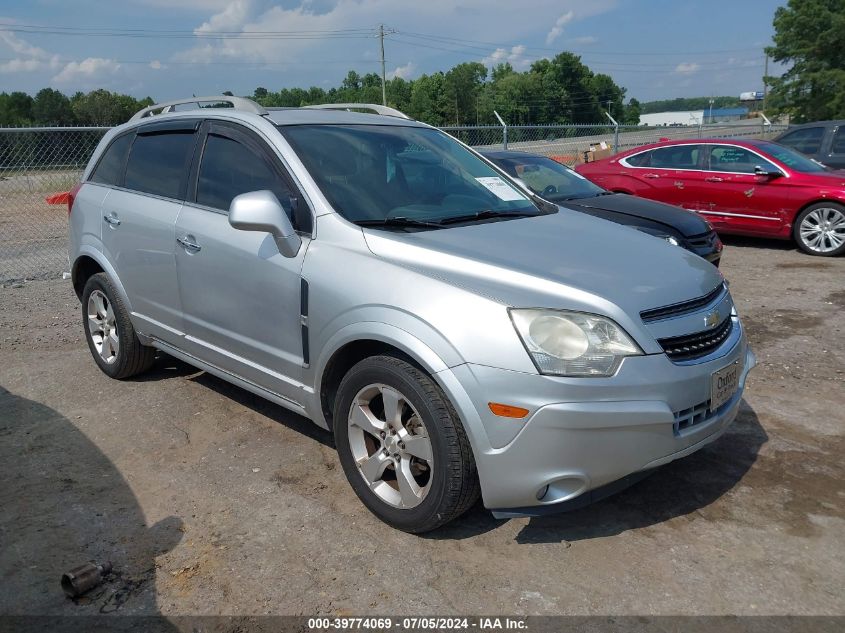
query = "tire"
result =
(793, 202, 845, 257)
(333, 355, 480, 533)
(81, 273, 156, 379)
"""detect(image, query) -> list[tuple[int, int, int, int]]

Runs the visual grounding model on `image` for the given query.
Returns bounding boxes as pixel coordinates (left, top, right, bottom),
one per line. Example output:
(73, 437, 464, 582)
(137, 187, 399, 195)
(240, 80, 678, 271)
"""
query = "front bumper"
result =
(443, 330, 755, 514)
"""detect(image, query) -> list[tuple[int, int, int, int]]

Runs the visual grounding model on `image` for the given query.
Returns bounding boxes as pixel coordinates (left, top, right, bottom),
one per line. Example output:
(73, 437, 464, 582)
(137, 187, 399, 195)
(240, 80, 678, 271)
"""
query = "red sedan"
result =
(575, 139, 845, 256)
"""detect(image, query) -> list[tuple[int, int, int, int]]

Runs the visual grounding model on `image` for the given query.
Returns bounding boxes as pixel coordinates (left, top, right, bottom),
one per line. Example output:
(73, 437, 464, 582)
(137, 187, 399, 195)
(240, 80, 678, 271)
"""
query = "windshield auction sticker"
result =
(475, 177, 527, 201)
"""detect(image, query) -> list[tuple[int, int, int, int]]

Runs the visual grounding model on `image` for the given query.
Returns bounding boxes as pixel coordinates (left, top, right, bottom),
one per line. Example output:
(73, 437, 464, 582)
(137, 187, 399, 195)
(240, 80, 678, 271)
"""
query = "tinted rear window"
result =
(90, 133, 132, 186)
(124, 131, 195, 199)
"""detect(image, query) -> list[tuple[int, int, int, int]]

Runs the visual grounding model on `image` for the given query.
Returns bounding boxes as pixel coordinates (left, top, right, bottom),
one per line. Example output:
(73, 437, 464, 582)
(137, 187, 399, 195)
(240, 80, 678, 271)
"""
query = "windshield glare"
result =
(281, 124, 539, 224)
(761, 141, 829, 173)
(491, 154, 605, 200)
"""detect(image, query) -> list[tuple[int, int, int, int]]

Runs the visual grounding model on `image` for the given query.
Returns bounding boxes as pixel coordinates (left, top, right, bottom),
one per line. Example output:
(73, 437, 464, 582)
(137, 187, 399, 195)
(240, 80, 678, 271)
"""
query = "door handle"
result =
(705, 176, 724, 183)
(103, 213, 121, 226)
(176, 236, 201, 252)
(643, 173, 660, 179)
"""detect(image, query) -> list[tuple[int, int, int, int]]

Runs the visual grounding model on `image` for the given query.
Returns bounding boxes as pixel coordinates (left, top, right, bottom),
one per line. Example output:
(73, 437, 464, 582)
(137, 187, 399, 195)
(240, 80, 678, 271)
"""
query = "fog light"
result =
(536, 485, 549, 501)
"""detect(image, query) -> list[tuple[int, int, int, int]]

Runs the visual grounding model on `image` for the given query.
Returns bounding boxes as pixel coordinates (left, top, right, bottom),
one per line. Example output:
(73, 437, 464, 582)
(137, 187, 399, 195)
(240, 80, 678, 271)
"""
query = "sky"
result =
(0, 0, 786, 103)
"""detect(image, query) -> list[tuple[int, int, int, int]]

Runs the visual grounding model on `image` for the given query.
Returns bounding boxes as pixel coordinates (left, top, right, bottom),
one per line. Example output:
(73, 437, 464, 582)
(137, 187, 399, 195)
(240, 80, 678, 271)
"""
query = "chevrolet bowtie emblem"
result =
(705, 310, 721, 329)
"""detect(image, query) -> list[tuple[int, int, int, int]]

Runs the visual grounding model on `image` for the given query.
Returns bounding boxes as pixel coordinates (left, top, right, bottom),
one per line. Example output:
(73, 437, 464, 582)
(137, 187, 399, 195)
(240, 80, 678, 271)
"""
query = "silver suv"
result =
(68, 96, 756, 532)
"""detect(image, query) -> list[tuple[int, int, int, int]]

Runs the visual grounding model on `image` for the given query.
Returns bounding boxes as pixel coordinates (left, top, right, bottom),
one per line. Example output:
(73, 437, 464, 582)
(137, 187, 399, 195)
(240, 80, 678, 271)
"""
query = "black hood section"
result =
(565, 193, 710, 237)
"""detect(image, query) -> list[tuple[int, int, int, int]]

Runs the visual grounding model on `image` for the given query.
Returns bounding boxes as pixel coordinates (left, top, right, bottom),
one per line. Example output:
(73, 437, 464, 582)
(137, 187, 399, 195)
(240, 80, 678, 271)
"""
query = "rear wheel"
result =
(82, 273, 156, 379)
(794, 202, 845, 256)
(333, 355, 479, 533)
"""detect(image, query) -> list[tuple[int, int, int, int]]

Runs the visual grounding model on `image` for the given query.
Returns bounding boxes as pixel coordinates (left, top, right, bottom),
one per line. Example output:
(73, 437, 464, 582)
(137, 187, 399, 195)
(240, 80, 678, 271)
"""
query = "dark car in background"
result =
(482, 150, 722, 266)
(774, 120, 845, 169)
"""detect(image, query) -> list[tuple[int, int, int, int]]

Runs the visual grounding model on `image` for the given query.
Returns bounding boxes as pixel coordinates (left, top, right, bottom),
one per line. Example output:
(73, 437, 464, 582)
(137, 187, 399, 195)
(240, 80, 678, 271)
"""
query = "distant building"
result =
(701, 107, 749, 124)
(638, 110, 705, 126)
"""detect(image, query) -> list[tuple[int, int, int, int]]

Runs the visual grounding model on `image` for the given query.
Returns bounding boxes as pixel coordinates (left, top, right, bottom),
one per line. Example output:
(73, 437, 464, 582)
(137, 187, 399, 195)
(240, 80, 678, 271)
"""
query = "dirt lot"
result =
(1, 236, 843, 618)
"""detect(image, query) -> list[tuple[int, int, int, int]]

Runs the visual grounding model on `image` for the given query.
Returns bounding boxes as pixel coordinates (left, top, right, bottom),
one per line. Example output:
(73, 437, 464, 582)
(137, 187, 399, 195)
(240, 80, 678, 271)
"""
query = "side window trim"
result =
(188, 119, 314, 233)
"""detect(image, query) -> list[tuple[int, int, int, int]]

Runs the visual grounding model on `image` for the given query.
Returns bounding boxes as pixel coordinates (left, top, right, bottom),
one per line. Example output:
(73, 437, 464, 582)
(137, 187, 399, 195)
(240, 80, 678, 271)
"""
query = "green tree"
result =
(623, 98, 642, 124)
(0, 91, 34, 125)
(444, 62, 487, 125)
(766, 0, 845, 122)
(32, 88, 75, 125)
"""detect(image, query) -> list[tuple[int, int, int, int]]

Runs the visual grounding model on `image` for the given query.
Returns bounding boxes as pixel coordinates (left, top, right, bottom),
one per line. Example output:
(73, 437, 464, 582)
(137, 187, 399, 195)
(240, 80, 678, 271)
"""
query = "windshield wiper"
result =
(355, 216, 444, 230)
(437, 209, 540, 225)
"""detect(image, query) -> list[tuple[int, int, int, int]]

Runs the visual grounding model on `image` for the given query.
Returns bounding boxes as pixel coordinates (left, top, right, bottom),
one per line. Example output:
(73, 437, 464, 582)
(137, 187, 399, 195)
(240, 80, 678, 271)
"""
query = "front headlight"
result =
(510, 309, 642, 377)
(664, 235, 680, 246)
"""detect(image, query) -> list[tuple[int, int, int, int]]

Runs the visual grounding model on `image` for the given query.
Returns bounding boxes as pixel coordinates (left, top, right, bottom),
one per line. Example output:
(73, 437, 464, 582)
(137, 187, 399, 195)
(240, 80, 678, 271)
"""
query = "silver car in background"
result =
(68, 96, 756, 532)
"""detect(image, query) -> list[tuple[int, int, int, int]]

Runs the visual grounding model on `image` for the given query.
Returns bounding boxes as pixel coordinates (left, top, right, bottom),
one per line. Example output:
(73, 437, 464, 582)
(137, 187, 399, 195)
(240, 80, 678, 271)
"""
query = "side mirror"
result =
(229, 190, 302, 258)
(754, 165, 782, 179)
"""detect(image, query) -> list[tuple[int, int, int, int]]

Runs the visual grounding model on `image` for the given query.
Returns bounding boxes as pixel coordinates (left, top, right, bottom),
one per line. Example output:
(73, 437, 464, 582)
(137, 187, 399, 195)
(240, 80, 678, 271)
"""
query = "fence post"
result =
(604, 111, 619, 154)
(493, 110, 508, 150)
(759, 112, 772, 139)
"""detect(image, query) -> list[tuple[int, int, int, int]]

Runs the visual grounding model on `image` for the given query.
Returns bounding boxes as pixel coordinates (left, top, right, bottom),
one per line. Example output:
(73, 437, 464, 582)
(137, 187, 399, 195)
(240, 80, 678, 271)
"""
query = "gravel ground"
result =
(0, 236, 843, 618)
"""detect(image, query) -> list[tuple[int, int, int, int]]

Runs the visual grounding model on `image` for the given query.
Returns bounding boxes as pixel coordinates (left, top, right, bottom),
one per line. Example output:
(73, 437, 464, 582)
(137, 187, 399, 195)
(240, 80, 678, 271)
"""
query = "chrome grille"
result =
(658, 317, 733, 361)
(640, 283, 726, 323)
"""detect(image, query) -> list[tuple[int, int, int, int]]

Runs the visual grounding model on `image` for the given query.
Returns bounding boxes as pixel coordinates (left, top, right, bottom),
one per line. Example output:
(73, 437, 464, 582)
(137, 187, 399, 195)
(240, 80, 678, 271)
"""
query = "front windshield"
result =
(281, 124, 540, 224)
(759, 141, 829, 173)
(491, 153, 606, 201)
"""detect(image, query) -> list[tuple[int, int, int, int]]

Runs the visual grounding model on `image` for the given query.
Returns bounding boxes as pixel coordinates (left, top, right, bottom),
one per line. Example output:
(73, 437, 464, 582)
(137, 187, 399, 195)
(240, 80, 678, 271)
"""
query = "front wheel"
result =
(793, 203, 845, 256)
(333, 355, 480, 533)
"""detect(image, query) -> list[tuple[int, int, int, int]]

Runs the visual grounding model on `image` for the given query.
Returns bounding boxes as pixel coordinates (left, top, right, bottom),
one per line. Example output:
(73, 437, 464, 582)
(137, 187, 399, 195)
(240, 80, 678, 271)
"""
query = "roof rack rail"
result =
(303, 103, 411, 120)
(130, 95, 268, 121)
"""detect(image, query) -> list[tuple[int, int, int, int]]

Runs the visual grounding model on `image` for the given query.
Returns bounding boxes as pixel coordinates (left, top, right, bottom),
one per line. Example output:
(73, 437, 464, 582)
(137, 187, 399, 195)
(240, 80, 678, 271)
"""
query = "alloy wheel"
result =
(799, 207, 845, 253)
(347, 383, 434, 509)
(87, 289, 120, 364)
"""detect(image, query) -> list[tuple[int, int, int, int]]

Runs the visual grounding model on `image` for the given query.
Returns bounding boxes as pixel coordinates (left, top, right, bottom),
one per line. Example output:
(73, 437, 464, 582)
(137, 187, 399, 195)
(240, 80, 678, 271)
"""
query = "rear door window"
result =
(124, 130, 196, 199)
(777, 127, 825, 155)
(646, 145, 702, 169)
(89, 133, 132, 186)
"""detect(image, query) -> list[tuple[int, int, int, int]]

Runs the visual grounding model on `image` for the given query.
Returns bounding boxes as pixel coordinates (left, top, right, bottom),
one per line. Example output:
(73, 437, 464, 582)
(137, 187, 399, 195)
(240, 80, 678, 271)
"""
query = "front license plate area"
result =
(710, 360, 740, 411)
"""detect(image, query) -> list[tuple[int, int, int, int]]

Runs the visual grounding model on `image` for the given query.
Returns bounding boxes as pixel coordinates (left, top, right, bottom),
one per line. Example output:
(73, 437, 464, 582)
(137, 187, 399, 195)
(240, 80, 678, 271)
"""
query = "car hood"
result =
(564, 194, 710, 237)
(362, 207, 722, 318)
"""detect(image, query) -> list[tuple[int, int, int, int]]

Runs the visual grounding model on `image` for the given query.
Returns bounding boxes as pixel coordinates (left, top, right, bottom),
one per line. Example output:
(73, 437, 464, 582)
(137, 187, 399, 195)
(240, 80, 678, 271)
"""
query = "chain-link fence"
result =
(1, 127, 109, 285)
(442, 119, 788, 165)
(0, 120, 788, 284)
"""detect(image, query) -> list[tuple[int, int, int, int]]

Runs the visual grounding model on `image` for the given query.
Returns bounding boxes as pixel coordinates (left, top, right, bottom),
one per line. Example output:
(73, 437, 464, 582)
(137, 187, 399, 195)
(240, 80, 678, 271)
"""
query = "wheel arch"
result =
(315, 324, 453, 431)
(71, 248, 132, 312)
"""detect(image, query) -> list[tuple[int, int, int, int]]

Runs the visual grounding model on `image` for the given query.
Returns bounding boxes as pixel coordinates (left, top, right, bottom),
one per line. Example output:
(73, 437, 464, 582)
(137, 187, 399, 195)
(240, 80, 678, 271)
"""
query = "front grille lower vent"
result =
(658, 317, 733, 361)
(640, 283, 725, 323)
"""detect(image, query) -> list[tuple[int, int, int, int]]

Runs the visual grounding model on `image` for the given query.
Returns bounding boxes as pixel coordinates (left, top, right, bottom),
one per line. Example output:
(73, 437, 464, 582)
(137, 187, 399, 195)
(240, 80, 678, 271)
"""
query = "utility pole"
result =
(379, 24, 387, 106)
(763, 53, 769, 112)
(708, 97, 714, 125)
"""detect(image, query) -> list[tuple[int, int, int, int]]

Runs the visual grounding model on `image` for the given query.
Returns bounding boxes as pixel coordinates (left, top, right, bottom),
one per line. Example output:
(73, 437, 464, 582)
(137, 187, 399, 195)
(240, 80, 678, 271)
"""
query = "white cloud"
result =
(482, 45, 532, 71)
(195, 0, 254, 33)
(172, 0, 617, 68)
(675, 62, 700, 74)
(0, 30, 61, 73)
(546, 11, 574, 45)
(53, 58, 121, 84)
(149, 60, 164, 70)
(388, 61, 415, 80)
(572, 35, 598, 45)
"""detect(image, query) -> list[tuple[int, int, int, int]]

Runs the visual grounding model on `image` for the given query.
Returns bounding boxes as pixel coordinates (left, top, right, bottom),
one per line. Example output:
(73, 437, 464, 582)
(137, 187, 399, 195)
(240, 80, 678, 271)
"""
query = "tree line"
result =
(0, 89, 154, 127)
(0, 52, 641, 128)
(251, 53, 641, 126)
